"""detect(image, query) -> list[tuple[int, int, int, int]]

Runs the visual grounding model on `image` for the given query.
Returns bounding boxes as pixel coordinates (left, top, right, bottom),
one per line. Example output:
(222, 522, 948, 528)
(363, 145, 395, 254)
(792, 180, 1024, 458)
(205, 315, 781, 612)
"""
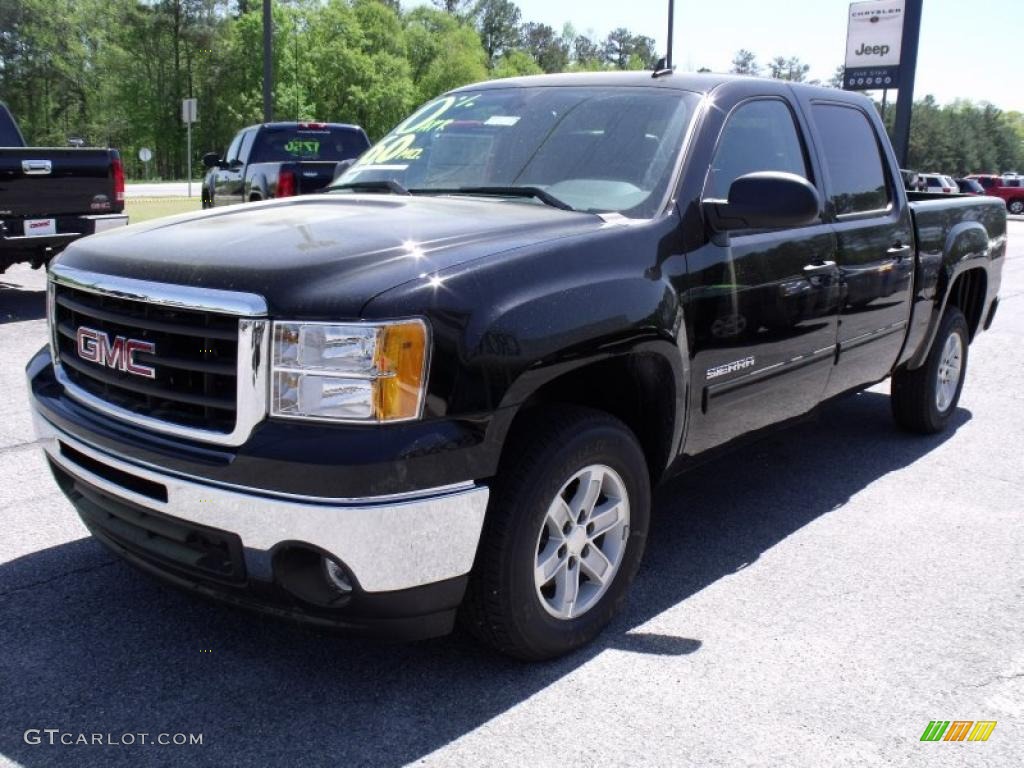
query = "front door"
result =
(683, 96, 841, 455)
(214, 130, 245, 206)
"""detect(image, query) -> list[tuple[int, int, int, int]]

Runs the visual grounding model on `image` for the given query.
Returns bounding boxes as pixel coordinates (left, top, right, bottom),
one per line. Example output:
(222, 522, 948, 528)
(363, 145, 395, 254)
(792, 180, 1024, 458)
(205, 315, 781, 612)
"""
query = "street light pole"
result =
(263, 0, 273, 123)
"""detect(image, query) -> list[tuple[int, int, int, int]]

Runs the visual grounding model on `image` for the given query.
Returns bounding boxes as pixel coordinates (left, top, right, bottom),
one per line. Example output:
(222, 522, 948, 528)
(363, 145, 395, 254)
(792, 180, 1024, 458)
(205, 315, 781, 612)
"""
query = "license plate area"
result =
(23, 218, 56, 236)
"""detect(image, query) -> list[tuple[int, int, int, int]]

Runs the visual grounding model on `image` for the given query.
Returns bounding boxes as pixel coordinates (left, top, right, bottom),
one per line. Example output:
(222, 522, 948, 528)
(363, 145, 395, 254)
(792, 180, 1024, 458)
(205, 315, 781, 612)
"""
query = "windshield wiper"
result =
(413, 186, 575, 211)
(329, 179, 410, 196)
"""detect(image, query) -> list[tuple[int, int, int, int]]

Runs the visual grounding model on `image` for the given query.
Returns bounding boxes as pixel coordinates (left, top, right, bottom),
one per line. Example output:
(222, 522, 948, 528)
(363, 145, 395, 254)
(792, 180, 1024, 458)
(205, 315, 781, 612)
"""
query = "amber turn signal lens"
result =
(375, 320, 428, 421)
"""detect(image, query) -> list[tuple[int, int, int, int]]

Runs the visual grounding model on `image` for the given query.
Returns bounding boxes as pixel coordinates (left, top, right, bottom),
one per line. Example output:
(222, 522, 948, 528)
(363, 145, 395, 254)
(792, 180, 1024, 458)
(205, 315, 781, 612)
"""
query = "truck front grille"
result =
(53, 282, 240, 433)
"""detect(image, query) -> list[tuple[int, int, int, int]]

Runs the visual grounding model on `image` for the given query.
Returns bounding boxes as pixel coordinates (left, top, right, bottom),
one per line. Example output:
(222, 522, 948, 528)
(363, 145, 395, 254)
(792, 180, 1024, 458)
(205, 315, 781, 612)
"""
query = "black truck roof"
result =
(238, 121, 366, 133)
(451, 70, 866, 105)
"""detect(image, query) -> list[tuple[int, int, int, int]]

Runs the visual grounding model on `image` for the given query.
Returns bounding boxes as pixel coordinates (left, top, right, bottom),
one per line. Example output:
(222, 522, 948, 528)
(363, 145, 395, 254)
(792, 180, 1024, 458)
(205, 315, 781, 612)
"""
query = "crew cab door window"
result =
(224, 132, 244, 165)
(705, 99, 810, 200)
(810, 105, 889, 215)
(237, 129, 257, 164)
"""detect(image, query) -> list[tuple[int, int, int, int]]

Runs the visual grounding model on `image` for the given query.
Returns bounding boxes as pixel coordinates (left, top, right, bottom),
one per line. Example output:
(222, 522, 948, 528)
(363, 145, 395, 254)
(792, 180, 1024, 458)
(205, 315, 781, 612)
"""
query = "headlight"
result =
(271, 319, 429, 422)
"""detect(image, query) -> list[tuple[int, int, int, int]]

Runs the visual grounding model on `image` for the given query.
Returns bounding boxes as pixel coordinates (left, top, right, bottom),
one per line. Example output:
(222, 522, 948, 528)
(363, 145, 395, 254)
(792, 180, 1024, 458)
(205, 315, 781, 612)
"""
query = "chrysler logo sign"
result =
(76, 327, 156, 379)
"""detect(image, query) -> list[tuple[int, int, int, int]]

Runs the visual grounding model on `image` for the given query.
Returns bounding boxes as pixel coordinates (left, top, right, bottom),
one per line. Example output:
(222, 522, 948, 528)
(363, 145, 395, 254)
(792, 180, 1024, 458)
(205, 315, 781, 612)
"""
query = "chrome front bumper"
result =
(32, 409, 489, 594)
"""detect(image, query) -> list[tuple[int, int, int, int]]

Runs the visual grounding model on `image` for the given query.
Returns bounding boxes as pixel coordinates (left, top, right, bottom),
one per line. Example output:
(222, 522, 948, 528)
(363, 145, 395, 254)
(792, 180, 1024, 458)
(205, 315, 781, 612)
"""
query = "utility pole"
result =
(666, 0, 675, 69)
(262, 0, 273, 122)
(891, 0, 923, 167)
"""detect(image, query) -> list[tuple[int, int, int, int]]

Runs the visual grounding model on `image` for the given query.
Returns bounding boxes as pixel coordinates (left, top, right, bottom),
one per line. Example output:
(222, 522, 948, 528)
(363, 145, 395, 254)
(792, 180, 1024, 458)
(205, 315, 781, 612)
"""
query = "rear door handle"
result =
(803, 260, 837, 277)
(887, 243, 912, 258)
(21, 159, 52, 175)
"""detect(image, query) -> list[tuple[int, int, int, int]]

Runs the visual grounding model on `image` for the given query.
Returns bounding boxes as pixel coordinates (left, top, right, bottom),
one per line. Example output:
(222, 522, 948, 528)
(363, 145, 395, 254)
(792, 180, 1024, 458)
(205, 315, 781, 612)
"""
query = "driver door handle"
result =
(887, 243, 912, 259)
(803, 260, 837, 277)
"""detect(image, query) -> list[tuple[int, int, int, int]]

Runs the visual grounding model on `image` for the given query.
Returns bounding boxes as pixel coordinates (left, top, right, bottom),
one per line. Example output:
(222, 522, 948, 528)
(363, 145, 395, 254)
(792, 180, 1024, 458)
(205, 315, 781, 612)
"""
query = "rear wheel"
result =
(460, 407, 650, 660)
(891, 306, 968, 434)
(1008, 199, 1024, 215)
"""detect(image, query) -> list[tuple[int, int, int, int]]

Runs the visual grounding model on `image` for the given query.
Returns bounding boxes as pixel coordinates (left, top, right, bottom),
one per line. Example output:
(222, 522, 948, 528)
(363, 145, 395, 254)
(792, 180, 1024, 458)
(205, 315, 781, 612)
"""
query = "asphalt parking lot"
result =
(1, 222, 1021, 768)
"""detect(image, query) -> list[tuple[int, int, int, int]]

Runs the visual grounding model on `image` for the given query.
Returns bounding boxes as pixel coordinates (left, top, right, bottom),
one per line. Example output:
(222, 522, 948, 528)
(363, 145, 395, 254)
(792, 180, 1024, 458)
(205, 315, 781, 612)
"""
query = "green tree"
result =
(768, 55, 810, 82)
(730, 49, 759, 76)
(571, 35, 602, 70)
(521, 22, 568, 73)
(474, 0, 521, 67)
(491, 49, 542, 79)
(404, 6, 488, 103)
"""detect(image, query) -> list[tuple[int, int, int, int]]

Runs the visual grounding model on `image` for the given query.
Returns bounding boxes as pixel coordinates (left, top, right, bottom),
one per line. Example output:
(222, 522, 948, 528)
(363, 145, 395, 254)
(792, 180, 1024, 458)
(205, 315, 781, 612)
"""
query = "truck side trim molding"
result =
(33, 410, 489, 593)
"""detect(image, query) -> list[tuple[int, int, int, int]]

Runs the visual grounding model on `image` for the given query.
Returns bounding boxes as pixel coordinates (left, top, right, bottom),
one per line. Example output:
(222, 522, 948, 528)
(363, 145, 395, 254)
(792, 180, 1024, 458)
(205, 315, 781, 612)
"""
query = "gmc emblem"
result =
(75, 326, 156, 379)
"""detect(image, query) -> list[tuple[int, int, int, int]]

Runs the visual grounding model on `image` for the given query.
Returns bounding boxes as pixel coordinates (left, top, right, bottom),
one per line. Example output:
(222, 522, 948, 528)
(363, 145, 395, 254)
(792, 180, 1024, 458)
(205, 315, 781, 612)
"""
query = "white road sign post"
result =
(182, 98, 198, 198)
(138, 147, 153, 181)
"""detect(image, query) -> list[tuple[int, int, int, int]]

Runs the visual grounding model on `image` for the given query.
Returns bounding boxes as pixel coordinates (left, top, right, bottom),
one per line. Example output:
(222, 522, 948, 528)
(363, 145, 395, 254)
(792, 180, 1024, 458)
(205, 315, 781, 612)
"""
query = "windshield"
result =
(251, 127, 369, 163)
(330, 86, 700, 218)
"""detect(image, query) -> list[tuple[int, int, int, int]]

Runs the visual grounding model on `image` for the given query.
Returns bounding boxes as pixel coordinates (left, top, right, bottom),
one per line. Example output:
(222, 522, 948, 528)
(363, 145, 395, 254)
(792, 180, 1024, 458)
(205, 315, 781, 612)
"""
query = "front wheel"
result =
(460, 406, 650, 660)
(891, 306, 969, 434)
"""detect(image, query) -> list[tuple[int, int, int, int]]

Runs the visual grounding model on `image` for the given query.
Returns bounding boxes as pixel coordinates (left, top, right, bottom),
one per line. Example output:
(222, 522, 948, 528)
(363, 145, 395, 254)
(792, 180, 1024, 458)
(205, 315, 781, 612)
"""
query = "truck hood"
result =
(55, 194, 607, 317)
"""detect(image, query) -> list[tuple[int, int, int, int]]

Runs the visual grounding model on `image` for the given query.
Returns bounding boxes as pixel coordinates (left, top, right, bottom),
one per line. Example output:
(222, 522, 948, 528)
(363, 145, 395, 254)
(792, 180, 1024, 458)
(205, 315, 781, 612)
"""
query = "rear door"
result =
(802, 99, 915, 398)
(682, 92, 840, 454)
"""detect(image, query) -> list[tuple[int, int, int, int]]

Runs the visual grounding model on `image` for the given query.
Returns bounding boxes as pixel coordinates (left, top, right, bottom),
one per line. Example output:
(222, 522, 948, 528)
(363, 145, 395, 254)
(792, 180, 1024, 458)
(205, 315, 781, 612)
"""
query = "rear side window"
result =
(705, 99, 810, 200)
(925, 177, 940, 187)
(811, 104, 889, 215)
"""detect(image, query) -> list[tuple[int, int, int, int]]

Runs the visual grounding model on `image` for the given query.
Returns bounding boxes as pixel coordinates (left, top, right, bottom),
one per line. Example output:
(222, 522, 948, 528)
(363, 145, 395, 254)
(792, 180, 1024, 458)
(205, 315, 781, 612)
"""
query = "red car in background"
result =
(967, 174, 1024, 214)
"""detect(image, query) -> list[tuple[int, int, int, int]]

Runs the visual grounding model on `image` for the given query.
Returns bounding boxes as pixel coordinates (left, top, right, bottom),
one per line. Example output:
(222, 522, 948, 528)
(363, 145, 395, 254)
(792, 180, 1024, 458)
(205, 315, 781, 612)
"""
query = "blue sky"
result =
(406, 0, 1024, 112)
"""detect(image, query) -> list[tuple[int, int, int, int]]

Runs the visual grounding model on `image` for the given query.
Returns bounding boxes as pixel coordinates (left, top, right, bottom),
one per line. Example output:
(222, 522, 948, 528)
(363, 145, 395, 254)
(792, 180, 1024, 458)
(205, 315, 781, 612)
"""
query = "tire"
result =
(460, 406, 651, 660)
(891, 306, 969, 434)
(1008, 199, 1024, 216)
(201, 188, 213, 209)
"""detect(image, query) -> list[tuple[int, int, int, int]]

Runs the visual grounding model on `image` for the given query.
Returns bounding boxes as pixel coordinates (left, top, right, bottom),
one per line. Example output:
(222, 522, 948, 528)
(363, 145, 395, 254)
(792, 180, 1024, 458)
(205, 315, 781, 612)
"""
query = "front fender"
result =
(362, 216, 690, 469)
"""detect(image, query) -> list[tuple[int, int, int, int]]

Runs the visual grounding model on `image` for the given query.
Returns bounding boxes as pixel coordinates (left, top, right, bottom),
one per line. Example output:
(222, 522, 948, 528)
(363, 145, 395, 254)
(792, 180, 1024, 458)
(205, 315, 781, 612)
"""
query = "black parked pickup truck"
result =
(200, 121, 370, 207)
(28, 73, 1005, 659)
(0, 102, 127, 274)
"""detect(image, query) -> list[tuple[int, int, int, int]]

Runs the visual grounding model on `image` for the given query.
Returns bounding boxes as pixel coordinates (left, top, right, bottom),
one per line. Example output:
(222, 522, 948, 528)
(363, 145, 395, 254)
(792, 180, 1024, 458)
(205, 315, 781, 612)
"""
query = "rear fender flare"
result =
(906, 221, 990, 370)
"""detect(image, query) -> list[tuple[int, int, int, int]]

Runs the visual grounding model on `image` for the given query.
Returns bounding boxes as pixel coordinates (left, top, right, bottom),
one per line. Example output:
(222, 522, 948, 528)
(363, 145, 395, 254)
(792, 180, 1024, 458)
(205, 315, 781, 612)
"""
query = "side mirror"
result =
(202, 152, 221, 169)
(332, 158, 356, 181)
(703, 172, 820, 232)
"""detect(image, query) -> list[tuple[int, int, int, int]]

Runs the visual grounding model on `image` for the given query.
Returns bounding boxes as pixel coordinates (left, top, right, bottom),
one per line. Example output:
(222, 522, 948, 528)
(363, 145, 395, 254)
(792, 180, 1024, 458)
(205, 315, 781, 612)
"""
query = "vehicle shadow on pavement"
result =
(0, 281, 46, 324)
(0, 391, 969, 767)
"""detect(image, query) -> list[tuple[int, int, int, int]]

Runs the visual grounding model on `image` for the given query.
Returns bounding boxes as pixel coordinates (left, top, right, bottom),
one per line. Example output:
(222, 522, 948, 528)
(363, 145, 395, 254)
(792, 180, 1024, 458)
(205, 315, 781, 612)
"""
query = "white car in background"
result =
(919, 173, 958, 193)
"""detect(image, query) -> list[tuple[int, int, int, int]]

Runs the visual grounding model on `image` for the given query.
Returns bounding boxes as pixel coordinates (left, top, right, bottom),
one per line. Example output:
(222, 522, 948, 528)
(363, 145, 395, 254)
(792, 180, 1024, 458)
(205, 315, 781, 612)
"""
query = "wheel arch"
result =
(495, 340, 688, 484)
(905, 220, 992, 370)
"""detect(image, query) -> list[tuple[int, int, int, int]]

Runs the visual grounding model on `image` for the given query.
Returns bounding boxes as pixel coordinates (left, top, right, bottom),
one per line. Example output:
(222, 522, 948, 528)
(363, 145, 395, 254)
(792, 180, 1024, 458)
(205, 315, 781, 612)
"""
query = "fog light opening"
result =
(323, 557, 354, 593)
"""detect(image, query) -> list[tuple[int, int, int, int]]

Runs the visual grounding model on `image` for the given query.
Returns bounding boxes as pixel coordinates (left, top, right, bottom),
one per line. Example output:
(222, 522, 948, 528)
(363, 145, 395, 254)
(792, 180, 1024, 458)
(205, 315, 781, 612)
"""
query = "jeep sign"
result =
(843, 0, 905, 90)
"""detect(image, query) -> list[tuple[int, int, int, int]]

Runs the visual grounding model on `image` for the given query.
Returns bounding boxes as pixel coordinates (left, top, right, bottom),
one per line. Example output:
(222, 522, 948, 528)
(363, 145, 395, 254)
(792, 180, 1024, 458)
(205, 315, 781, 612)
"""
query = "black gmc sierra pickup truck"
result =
(1, 102, 127, 274)
(27, 72, 1005, 660)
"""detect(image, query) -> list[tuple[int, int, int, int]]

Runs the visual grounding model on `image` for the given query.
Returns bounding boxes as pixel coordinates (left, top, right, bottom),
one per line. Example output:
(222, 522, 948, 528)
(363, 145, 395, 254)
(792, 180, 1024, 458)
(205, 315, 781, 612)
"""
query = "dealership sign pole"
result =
(842, 0, 922, 167)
